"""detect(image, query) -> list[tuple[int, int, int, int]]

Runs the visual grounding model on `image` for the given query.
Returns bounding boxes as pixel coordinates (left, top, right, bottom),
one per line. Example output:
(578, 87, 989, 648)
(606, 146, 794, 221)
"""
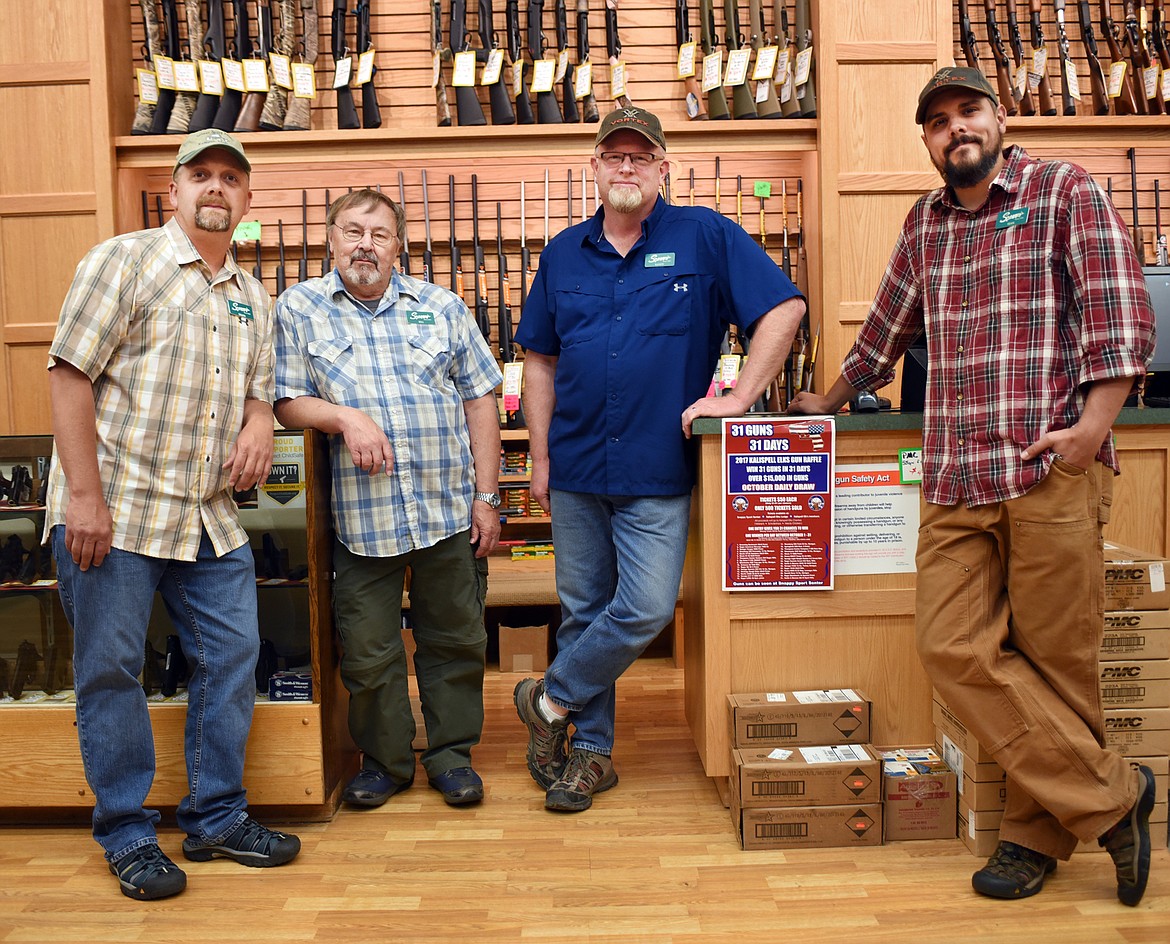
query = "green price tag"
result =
(753, 181, 771, 198)
(233, 220, 261, 242)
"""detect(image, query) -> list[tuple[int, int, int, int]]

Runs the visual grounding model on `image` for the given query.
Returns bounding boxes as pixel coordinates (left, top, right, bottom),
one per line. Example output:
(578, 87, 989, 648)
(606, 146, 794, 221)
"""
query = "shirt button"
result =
(957, 438, 965, 446)
(956, 393, 963, 401)
(616, 315, 622, 321)
(963, 255, 971, 263)
(211, 412, 216, 419)
(215, 368, 221, 374)
(961, 300, 968, 308)
(611, 352, 617, 359)
(610, 437, 619, 443)
(618, 278, 624, 284)
(957, 345, 964, 353)
(609, 394, 617, 400)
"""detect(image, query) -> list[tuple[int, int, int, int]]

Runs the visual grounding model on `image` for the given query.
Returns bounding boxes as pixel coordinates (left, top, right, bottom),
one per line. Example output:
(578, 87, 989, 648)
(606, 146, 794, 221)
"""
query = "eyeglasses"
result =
(597, 151, 662, 169)
(332, 224, 396, 247)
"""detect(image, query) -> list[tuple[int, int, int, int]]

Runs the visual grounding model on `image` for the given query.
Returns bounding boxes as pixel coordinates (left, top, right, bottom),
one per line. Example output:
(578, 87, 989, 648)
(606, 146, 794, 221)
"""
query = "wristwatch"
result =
(474, 491, 502, 509)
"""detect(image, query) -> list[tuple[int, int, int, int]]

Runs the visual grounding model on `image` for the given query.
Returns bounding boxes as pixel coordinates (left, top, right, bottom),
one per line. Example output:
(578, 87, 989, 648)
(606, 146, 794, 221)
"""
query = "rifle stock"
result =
(959, 0, 980, 68)
(1078, 0, 1110, 115)
(697, 0, 729, 119)
(793, 0, 816, 117)
(259, 0, 295, 129)
(1100, 0, 1139, 113)
(1027, 0, 1057, 115)
(506, 0, 535, 123)
(748, 0, 780, 118)
(480, 0, 516, 124)
(451, 0, 487, 125)
(1053, 0, 1077, 114)
(135, 1, 163, 133)
(189, 0, 226, 130)
(284, 0, 317, 129)
(167, 0, 199, 133)
(356, 0, 382, 126)
(724, 0, 757, 118)
(235, 0, 272, 132)
(211, 0, 247, 130)
(156, 0, 187, 134)
(557, 0, 580, 121)
(332, 0, 360, 129)
(1006, 1, 1037, 114)
(471, 175, 491, 340)
(605, 0, 633, 107)
(1124, 0, 1158, 113)
(984, 0, 1019, 115)
(530, 0, 564, 122)
(432, 0, 453, 125)
(576, 0, 600, 121)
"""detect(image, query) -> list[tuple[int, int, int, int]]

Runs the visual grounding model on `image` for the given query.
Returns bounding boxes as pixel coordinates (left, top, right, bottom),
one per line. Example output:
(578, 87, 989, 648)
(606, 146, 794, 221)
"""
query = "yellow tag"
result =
(137, 68, 159, 105)
(174, 59, 201, 93)
(271, 52, 293, 89)
(574, 60, 592, 99)
(677, 41, 697, 79)
(332, 56, 352, 89)
(725, 48, 750, 87)
(1108, 60, 1127, 99)
(610, 59, 627, 98)
(219, 58, 244, 93)
(555, 48, 569, 83)
(531, 57, 556, 93)
(452, 49, 477, 87)
(794, 47, 813, 86)
(701, 51, 722, 93)
(197, 59, 224, 96)
(356, 48, 376, 86)
(291, 61, 316, 99)
(155, 55, 177, 91)
(241, 58, 269, 93)
(752, 45, 778, 82)
(482, 47, 504, 85)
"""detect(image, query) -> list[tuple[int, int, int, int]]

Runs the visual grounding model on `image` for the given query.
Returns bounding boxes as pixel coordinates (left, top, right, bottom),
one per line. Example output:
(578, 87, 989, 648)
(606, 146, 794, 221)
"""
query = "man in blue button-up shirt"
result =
(513, 107, 806, 813)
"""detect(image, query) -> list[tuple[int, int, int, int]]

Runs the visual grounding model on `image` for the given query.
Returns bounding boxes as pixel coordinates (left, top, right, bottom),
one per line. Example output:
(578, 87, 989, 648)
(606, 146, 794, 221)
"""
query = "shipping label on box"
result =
(1103, 543, 1170, 611)
(732, 796, 883, 850)
(728, 690, 871, 749)
(878, 745, 957, 841)
(1099, 660, 1170, 707)
(932, 699, 996, 764)
(498, 623, 549, 674)
(733, 744, 880, 808)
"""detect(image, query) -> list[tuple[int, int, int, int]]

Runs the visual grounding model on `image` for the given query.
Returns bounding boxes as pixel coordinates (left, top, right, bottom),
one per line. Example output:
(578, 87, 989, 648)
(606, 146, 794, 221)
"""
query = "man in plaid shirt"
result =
(792, 67, 1156, 905)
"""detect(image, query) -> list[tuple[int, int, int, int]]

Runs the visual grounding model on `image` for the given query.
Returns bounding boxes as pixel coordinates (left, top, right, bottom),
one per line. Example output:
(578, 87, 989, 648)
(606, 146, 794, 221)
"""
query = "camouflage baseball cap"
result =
(915, 66, 999, 124)
(174, 128, 252, 173)
(594, 106, 667, 151)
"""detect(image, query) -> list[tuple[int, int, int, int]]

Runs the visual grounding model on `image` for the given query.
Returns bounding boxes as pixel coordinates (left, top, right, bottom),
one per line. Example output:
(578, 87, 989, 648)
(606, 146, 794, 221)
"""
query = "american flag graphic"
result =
(787, 422, 826, 448)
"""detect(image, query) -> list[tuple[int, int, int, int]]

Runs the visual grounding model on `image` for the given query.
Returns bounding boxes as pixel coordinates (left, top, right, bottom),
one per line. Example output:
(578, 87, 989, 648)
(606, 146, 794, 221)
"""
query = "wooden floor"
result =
(1, 660, 1167, 943)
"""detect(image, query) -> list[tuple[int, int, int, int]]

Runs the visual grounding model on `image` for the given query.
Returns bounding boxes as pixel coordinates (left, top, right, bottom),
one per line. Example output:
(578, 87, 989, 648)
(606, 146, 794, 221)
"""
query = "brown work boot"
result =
(513, 678, 569, 789)
(544, 748, 618, 813)
(1099, 763, 1156, 907)
(971, 841, 1057, 899)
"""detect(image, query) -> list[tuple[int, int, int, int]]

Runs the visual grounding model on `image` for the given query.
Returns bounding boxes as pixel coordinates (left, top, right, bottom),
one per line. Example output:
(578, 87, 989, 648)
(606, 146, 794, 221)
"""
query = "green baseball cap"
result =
(594, 107, 667, 151)
(915, 66, 999, 124)
(174, 128, 252, 173)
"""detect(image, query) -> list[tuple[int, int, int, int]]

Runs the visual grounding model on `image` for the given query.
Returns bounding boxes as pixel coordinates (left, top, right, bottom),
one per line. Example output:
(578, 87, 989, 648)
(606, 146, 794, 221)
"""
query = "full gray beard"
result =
(608, 186, 646, 214)
(343, 263, 382, 287)
(194, 206, 231, 232)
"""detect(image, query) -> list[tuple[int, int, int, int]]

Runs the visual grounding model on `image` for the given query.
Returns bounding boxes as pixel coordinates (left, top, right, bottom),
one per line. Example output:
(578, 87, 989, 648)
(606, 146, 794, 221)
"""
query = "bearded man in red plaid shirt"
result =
(791, 67, 1156, 906)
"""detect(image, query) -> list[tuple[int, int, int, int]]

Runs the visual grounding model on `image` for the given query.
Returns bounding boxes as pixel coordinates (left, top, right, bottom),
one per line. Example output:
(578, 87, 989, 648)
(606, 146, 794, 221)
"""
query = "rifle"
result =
(1100, 0, 1139, 114)
(1006, 1, 1038, 114)
(676, 0, 707, 119)
(959, 0, 981, 68)
(605, 0, 633, 107)
(1124, 0, 1158, 113)
(275, 220, 287, 294)
(479, 0, 515, 124)
(780, 179, 791, 276)
(421, 169, 435, 282)
(984, 0, 1020, 115)
(1129, 146, 1147, 262)
(167, 0, 199, 133)
(557, 0, 580, 121)
(398, 171, 412, 275)
(189, 0, 226, 131)
(432, 0, 454, 126)
(723, 1, 757, 118)
(471, 174, 492, 340)
(507, 0, 536, 123)
(322, 189, 333, 275)
(141, 190, 151, 229)
(1052, 0, 1078, 114)
(1025, 0, 1057, 114)
(450, 175, 465, 298)
(748, 0, 781, 118)
(698, 0, 730, 119)
(298, 190, 309, 282)
(689, 166, 696, 206)
(235, 0, 273, 132)
(253, 237, 264, 286)
(1157, 179, 1169, 266)
(497, 202, 514, 365)
(530, 1, 564, 122)
(354, 0, 381, 126)
(1154, 0, 1170, 115)
(793, 0, 816, 117)
(735, 174, 744, 228)
(135, 1, 165, 133)
(332, 0, 360, 129)
(714, 155, 721, 213)
(1078, 0, 1111, 114)
(773, 0, 801, 118)
(576, 0, 601, 121)
(283, 0, 317, 129)
(213, 0, 249, 129)
(520, 179, 532, 309)
(260, 0, 296, 129)
(451, 0, 487, 125)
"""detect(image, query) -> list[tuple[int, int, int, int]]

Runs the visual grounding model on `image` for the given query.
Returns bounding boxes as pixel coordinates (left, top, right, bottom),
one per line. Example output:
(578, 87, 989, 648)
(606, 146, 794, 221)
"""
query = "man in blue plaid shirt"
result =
(275, 189, 502, 808)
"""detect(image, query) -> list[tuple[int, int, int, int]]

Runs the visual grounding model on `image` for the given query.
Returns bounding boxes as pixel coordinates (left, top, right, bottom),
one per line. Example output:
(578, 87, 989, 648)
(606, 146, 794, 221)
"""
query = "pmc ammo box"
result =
(728, 690, 871, 750)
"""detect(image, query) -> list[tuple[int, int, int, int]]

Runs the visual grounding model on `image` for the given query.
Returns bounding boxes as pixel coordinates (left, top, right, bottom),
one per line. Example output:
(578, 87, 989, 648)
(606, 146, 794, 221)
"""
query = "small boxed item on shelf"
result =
(732, 743, 880, 809)
(727, 689, 871, 750)
(268, 671, 312, 702)
(1101, 610, 1170, 661)
(1103, 543, 1170, 611)
(731, 791, 883, 851)
(498, 624, 549, 674)
(1099, 659, 1170, 708)
(878, 745, 957, 841)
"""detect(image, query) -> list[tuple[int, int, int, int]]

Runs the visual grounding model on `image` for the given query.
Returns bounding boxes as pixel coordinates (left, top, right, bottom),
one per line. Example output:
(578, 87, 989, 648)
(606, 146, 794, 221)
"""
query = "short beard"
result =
(939, 133, 1002, 190)
(608, 185, 645, 214)
(194, 206, 231, 232)
(342, 264, 382, 288)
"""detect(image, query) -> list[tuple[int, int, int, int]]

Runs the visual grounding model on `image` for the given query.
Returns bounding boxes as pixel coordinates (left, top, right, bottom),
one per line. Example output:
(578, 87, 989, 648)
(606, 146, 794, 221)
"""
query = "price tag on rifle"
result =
(556, 48, 569, 83)
(241, 58, 268, 93)
(1107, 60, 1127, 99)
(270, 52, 293, 90)
(514, 59, 526, 98)
(1028, 48, 1048, 91)
(1066, 64, 1081, 102)
(482, 47, 504, 86)
(610, 60, 628, 98)
(502, 362, 524, 413)
(136, 68, 159, 105)
(794, 47, 813, 87)
(778, 67, 795, 104)
(452, 49, 477, 87)
(753, 45, 778, 82)
(531, 57, 557, 94)
(1144, 65, 1162, 102)
(1014, 62, 1029, 99)
(155, 55, 177, 91)
(221, 58, 245, 93)
(725, 48, 750, 87)
(574, 59, 593, 100)
(677, 41, 697, 79)
(356, 48, 376, 86)
(198, 60, 225, 97)
(701, 50, 723, 93)
(174, 59, 200, 94)
(719, 354, 742, 388)
(332, 55, 353, 90)
(754, 81, 770, 105)
(292, 61, 316, 99)
(1162, 69, 1170, 103)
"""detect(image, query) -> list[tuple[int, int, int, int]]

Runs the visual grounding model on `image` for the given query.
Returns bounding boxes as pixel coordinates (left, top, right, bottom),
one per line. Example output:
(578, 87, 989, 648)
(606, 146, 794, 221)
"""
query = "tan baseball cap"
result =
(174, 128, 252, 173)
(915, 66, 999, 124)
(594, 107, 667, 151)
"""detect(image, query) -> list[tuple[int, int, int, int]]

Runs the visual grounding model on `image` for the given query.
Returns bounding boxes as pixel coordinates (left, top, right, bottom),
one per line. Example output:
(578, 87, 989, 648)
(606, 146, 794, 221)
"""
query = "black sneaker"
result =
(513, 678, 569, 789)
(971, 840, 1057, 899)
(108, 843, 187, 901)
(544, 748, 619, 813)
(181, 815, 301, 868)
(1100, 763, 1156, 907)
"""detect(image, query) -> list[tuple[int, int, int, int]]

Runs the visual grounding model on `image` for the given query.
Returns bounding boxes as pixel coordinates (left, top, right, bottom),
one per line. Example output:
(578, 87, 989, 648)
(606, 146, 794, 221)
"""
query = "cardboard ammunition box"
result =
(727, 690, 871, 749)
(1099, 659, 1170, 708)
(731, 792, 883, 850)
(1104, 707, 1170, 758)
(497, 624, 550, 674)
(878, 746, 958, 841)
(732, 744, 881, 809)
(267, 671, 312, 702)
(932, 698, 996, 764)
(961, 772, 1008, 813)
(1103, 543, 1170, 611)
(1101, 612, 1170, 661)
(957, 796, 1002, 858)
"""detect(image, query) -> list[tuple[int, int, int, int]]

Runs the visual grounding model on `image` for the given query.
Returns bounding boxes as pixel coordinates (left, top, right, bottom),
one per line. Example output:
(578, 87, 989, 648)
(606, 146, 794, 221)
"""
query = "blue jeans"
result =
(544, 490, 691, 756)
(52, 527, 259, 863)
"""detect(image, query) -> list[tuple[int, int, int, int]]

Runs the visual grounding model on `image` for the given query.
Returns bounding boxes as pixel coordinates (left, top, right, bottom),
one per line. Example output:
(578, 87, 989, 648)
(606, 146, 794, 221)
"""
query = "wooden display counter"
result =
(682, 408, 1170, 780)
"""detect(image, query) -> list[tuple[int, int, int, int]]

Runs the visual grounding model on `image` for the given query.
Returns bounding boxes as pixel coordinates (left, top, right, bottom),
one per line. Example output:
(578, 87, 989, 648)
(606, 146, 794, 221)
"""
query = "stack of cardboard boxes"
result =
(727, 690, 884, 850)
(937, 541, 1170, 856)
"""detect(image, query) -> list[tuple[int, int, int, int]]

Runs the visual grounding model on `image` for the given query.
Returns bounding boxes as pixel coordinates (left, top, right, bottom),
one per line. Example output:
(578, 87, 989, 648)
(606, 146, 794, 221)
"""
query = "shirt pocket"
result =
(307, 336, 356, 401)
(406, 332, 453, 390)
(989, 238, 1061, 349)
(633, 270, 695, 336)
(552, 286, 607, 348)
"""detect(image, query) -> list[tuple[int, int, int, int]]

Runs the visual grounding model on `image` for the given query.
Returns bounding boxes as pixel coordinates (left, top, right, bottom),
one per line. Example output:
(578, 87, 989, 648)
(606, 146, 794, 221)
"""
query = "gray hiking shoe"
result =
(544, 748, 618, 813)
(513, 677, 569, 789)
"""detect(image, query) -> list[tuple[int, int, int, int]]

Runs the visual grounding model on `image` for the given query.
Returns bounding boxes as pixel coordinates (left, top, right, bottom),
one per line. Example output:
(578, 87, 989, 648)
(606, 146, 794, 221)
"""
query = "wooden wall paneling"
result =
(1110, 428, 1170, 556)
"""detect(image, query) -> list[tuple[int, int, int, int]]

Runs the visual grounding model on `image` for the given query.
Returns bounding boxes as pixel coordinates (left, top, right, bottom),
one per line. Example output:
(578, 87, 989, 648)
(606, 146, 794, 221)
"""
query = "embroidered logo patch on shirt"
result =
(995, 207, 1030, 229)
(407, 310, 436, 325)
(227, 299, 254, 320)
(644, 252, 676, 267)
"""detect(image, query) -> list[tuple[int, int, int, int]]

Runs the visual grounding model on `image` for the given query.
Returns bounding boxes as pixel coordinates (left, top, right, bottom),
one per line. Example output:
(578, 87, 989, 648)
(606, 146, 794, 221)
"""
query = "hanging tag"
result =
(356, 48, 376, 86)
(574, 59, 592, 99)
(482, 47, 504, 85)
(753, 45, 778, 82)
(610, 59, 627, 98)
(725, 48, 750, 87)
(241, 58, 269, 93)
(452, 49, 477, 87)
(333, 55, 353, 89)
(531, 57, 556, 93)
(292, 61, 316, 99)
(137, 68, 159, 104)
(174, 59, 201, 93)
(677, 41, 697, 78)
(155, 55, 177, 91)
(270, 52, 293, 89)
(701, 51, 723, 93)
(198, 59, 225, 96)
